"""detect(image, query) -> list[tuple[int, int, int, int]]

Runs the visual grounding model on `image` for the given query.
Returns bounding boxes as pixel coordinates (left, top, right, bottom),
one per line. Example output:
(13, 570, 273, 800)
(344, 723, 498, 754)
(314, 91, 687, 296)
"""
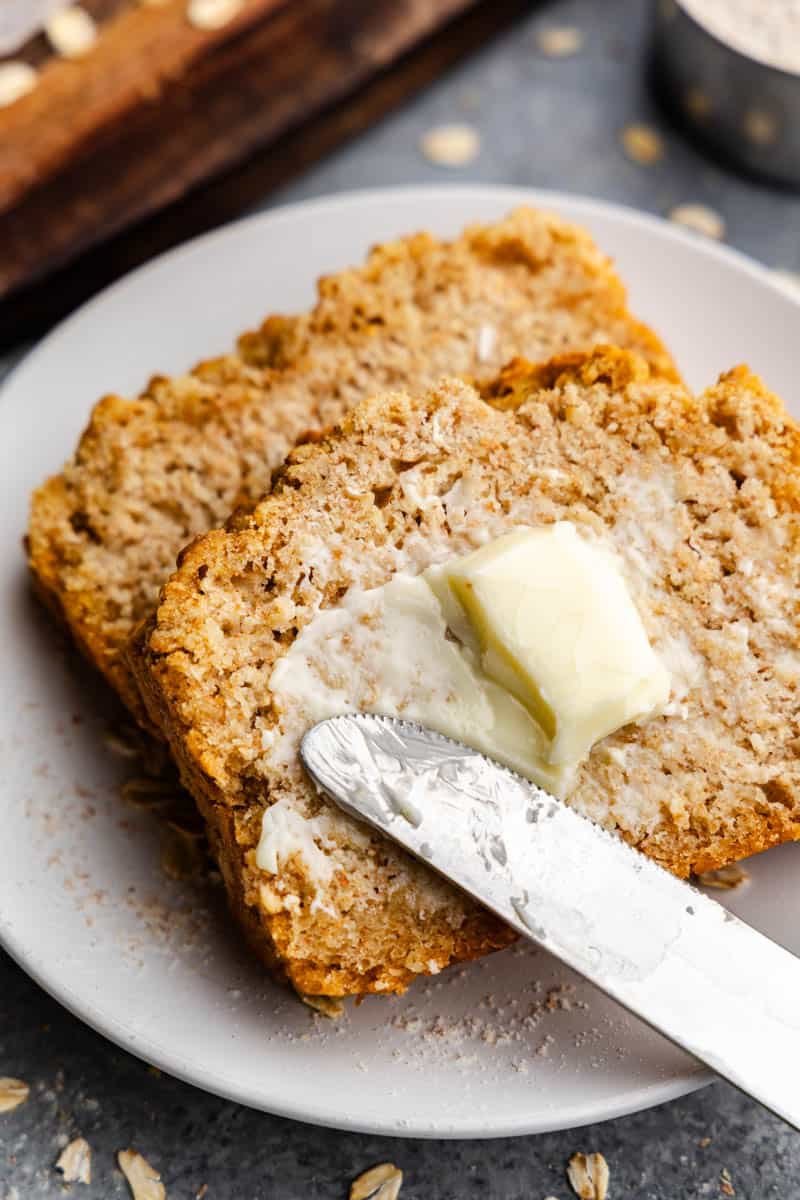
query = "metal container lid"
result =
(653, 0, 800, 187)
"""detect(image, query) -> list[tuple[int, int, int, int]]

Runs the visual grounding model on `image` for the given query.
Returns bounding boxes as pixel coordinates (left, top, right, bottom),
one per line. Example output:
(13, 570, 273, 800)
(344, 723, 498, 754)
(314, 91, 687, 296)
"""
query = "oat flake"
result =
(187, 0, 244, 31)
(45, 6, 97, 58)
(55, 1137, 92, 1184)
(0, 1078, 29, 1113)
(621, 123, 664, 165)
(696, 864, 749, 889)
(300, 993, 344, 1018)
(536, 26, 584, 57)
(420, 123, 480, 167)
(567, 1152, 610, 1200)
(0, 61, 37, 107)
(669, 203, 726, 240)
(350, 1163, 403, 1200)
(118, 1149, 166, 1200)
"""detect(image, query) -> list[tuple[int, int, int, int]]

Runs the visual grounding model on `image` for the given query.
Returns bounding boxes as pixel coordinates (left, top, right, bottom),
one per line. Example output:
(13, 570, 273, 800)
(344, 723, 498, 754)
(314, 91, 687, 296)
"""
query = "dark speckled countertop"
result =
(2, 1, 800, 1195)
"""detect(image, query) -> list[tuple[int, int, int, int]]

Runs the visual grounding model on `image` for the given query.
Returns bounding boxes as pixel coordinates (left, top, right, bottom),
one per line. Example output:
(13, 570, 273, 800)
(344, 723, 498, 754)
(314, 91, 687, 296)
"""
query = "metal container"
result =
(653, 0, 800, 187)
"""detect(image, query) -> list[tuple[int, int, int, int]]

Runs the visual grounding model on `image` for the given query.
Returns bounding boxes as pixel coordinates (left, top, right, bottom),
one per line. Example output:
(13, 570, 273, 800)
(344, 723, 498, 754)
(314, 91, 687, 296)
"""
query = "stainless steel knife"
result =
(300, 713, 800, 1131)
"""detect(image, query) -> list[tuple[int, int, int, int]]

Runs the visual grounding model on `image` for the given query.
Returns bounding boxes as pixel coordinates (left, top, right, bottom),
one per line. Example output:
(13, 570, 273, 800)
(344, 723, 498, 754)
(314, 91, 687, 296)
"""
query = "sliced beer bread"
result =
(131, 348, 800, 996)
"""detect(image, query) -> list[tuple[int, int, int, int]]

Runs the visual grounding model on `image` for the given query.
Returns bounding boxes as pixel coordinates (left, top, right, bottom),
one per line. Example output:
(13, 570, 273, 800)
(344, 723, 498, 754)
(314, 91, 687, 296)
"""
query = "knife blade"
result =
(300, 713, 800, 1131)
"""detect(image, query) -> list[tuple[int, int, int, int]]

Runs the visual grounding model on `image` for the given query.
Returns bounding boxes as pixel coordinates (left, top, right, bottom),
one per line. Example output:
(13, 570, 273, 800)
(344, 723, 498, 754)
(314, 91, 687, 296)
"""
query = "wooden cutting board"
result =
(1, 0, 526, 345)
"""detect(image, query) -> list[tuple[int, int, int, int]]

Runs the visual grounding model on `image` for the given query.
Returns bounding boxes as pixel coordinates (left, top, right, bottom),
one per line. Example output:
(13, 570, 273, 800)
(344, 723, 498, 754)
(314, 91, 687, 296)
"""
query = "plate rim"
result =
(0, 928, 712, 1138)
(4, 182, 797, 1137)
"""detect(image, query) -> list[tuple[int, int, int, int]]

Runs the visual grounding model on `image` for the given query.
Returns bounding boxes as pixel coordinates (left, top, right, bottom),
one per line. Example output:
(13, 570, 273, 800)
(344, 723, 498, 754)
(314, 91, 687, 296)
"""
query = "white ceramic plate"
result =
(2, 186, 799, 1139)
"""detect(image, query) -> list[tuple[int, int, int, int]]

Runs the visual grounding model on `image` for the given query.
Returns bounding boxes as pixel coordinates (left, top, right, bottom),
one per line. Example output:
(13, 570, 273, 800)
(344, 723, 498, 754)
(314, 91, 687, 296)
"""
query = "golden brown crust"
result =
(130, 348, 800, 995)
(28, 208, 679, 725)
(482, 345, 652, 407)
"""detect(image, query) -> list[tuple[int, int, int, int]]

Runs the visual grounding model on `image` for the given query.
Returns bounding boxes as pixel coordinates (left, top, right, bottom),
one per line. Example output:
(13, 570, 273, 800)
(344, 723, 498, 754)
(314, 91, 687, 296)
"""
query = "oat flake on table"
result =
(0, 1077, 29, 1113)
(536, 26, 584, 57)
(669, 203, 726, 240)
(420, 123, 480, 167)
(118, 1149, 166, 1200)
(621, 123, 664, 165)
(350, 1163, 403, 1200)
(567, 1152, 610, 1200)
(55, 1137, 92, 1184)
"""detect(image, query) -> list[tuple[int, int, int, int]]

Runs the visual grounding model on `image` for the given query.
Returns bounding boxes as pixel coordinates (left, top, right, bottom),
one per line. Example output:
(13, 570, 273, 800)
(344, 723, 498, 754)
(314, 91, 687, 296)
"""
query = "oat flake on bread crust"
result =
(131, 347, 800, 997)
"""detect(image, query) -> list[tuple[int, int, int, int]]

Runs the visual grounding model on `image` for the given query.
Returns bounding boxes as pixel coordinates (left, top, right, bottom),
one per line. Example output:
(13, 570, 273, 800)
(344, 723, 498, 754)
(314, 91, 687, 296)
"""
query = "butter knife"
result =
(300, 713, 800, 1130)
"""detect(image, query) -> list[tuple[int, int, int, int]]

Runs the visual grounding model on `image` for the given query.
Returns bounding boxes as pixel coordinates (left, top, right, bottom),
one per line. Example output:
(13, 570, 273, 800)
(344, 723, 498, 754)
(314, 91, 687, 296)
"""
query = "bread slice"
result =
(28, 208, 677, 724)
(130, 347, 800, 997)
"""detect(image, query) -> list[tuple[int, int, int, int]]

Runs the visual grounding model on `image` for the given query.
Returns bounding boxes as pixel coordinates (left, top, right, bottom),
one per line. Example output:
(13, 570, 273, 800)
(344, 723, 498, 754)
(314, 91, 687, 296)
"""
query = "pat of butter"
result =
(267, 570, 576, 805)
(261, 521, 673, 897)
(428, 523, 670, 766)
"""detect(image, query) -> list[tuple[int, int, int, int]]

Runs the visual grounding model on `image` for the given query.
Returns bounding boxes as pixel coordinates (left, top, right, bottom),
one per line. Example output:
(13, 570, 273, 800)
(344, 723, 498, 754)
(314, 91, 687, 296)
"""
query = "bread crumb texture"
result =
(28, 208, 677, 722)
(132, 347, 800, 996)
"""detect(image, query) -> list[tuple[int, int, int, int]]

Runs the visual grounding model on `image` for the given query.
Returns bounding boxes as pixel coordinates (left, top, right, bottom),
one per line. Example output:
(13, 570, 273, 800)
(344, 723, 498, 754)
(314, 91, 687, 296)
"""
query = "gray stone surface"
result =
(1, 937, 798, 1199)
(2, 0, 800, 1195)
